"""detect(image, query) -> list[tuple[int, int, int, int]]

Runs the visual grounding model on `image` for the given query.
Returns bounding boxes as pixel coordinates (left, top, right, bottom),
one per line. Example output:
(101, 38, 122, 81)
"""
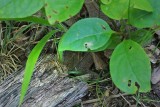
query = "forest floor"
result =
(0, 1, 160, 107)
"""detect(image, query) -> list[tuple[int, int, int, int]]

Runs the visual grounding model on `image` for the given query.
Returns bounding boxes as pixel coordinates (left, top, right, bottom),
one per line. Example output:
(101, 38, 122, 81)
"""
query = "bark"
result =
(0, 54, 88, 107)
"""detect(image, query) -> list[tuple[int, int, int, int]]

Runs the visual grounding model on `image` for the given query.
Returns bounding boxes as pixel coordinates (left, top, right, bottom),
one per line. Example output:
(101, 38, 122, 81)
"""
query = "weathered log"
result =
(0, 54, 88, 107)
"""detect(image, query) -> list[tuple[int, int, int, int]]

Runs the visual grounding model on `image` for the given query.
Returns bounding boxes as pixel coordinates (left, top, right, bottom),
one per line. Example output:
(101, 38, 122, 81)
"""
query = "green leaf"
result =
(130, 29, 153, 46)
(58, 18, 114, 60)
(100, 0, 153, 20)
(92, 33, 122, 51)
(19, 30, 56, 105)
(129, 0, 160, 28)
(132, 0, 153, 12)
(0, 0, 44, 18)
(110, 40, 151, 94)
(45, 0, 84, 24)
(101, 0, 129, 20)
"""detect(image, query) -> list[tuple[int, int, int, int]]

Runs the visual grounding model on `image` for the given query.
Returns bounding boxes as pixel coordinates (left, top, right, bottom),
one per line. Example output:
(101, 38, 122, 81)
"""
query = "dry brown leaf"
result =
(91, 53, 107, 70)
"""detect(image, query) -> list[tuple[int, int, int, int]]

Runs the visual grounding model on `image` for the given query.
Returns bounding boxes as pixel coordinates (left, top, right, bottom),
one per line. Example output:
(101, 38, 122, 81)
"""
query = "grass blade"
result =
(19, 30, 57, 105)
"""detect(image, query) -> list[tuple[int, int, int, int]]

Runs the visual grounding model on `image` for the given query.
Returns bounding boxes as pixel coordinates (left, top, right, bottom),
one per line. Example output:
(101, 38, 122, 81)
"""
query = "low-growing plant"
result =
(0, 0, 159, 106)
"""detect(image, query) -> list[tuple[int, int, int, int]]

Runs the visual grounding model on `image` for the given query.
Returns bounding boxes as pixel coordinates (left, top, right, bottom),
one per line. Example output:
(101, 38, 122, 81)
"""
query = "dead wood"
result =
(0, 54, 88, 107)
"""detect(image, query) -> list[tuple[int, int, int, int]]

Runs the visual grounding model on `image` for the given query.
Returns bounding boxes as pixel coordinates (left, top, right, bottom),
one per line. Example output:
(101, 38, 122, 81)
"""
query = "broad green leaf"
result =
(45, 0, 84, 24)
(0, 0, 44, 18)
(101, 0, 129, 20)
(129, 0, 160, 28)
(0, 0, 10, 7)
(100, 0, 153, 20)
(19, 30, 56, 105)
(93, 33, 122, 51)
(132, 0, 153, 12)
(110, 40, 151, 94)
(130, 29, 153, 46)
(58, 18, 114, 60)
